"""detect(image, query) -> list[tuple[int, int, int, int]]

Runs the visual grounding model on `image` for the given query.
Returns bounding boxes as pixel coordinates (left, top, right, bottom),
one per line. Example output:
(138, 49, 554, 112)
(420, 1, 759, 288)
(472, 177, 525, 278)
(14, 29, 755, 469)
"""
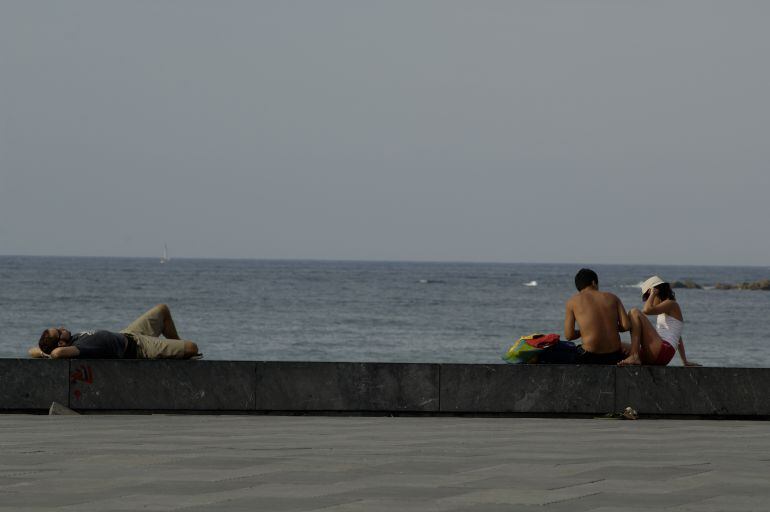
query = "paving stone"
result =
(440, 364, 616, 414)
(1, 416, 770, 511)
(0, 359, 69, 410)
(180, 495, 356, 512)
(255, 362, 440, 412)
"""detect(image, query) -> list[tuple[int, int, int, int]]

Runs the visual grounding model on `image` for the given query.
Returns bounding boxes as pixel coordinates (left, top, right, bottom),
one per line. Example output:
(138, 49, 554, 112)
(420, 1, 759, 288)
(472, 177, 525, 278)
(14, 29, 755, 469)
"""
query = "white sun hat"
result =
(640, 275, 666, 296)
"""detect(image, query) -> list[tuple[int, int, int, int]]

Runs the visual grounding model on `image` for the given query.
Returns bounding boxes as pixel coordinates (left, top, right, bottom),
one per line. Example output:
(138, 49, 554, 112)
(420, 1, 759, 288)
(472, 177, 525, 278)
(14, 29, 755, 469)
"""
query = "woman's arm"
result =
(642, 288, 678, 316)
(641, 287, 659, 314)
(678, 337, 701, 367)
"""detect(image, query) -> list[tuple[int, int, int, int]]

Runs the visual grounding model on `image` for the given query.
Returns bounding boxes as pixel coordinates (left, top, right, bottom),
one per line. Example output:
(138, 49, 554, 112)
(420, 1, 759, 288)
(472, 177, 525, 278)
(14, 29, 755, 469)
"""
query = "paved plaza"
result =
(1, 414, 769, 511)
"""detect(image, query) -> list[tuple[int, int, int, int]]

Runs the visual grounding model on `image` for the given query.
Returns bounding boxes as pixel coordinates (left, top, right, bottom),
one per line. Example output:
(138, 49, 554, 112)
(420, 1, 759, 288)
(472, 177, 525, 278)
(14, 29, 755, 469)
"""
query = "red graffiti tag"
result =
(70, 365, 94, 385)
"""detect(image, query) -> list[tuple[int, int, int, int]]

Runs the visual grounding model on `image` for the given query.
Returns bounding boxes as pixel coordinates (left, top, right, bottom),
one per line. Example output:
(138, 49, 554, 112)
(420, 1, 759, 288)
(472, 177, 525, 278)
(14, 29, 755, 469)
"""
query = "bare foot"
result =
(618, 354, 641, 366)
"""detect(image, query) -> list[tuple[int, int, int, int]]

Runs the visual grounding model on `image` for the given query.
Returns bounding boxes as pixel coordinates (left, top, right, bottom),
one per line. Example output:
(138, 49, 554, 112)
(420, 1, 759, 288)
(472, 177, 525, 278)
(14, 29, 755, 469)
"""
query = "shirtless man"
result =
(564, 268, 631, 364)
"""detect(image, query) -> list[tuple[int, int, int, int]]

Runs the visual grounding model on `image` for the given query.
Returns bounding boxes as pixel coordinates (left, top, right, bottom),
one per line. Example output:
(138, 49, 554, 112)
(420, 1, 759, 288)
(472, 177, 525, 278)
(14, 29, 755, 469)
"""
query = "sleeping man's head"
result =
(38, 327, 72, 355)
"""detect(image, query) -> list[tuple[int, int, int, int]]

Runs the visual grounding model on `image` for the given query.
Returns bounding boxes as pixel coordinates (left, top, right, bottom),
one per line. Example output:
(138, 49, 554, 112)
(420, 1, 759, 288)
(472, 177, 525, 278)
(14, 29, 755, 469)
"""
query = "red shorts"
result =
(654, 341, 676, 366)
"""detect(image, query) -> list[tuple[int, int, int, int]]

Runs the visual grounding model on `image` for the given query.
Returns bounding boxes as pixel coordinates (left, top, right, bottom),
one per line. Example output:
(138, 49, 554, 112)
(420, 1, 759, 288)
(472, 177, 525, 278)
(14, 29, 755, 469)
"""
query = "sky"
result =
(1, 1, 769, 266)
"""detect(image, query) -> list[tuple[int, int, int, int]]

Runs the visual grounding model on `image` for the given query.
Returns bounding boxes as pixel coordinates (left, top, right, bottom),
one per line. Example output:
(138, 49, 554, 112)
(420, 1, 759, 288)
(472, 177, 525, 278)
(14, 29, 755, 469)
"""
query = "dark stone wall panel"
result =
(616, 367, 770, 416)
(255, 362, 440, 412)
(0, 359, 69, 410)
(68, 360, 256, 411)
(440, 364, 616, 414)
(2, 359, 769, 417)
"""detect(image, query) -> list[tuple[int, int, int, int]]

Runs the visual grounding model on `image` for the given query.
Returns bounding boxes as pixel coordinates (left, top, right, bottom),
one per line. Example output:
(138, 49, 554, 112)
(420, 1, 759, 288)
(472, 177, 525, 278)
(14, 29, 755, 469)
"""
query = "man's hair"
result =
(38, 330, 59, 355)
(574, 268, 598, 291)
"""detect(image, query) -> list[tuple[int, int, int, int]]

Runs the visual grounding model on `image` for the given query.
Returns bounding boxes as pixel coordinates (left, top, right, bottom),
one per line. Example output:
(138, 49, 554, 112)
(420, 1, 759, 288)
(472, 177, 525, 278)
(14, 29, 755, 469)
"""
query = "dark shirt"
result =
(71, 331, 128, 359)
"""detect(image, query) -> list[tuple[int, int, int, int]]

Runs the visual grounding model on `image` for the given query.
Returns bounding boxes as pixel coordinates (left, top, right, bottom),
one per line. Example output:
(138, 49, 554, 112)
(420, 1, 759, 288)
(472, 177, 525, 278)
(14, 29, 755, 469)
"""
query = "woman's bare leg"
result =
(618, 308, 662, 365)
(619, 309, 643, 365)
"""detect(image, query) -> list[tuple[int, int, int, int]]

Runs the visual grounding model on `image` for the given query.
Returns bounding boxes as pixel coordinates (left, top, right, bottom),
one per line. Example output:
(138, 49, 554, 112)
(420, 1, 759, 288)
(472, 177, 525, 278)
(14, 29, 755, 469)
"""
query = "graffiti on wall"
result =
(70, 364, 94, 400)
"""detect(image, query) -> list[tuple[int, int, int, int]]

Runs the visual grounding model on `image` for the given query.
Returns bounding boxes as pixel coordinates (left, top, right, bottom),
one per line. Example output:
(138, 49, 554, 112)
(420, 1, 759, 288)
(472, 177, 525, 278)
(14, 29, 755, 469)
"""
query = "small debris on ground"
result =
(595, 406, 639, 420)
(622, 406, 638, 420)
(49, 402, 80, 416)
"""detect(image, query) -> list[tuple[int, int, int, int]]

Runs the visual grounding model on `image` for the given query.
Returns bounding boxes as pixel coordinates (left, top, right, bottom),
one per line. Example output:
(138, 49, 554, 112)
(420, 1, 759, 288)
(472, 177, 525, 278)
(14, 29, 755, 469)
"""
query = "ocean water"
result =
(1, 257, 768, 367)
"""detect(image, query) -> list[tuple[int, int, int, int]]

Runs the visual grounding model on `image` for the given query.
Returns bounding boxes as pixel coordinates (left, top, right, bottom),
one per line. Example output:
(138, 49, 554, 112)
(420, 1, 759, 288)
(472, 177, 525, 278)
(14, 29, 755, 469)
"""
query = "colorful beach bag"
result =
(502, 333, 561, 364)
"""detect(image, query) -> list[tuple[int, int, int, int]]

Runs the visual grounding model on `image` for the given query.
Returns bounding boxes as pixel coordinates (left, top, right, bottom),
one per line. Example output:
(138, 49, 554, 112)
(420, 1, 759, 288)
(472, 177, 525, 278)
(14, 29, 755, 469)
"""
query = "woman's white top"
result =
(656, 314, 683, 350)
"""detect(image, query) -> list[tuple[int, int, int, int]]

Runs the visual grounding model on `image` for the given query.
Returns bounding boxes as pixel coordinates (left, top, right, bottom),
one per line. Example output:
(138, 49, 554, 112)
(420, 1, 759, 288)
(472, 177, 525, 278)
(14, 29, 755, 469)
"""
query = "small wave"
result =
(523, 280, 538, 287)
(417, 279, 443, 284)
(621, 282, 645, 289)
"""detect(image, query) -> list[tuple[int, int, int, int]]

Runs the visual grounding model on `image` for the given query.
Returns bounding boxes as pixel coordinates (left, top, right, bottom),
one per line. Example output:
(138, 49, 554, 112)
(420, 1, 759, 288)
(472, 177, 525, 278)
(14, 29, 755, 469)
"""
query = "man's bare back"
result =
(565, 288, 630, 354)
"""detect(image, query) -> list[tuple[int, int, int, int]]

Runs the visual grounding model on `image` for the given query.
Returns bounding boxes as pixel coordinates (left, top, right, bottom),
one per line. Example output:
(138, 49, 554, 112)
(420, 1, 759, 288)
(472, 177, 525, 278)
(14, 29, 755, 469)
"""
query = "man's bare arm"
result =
(50, 346, 80, 359)
(616, 297, 631, 333)
(28, 347, 49, 359)
(564, 302, 580, 341)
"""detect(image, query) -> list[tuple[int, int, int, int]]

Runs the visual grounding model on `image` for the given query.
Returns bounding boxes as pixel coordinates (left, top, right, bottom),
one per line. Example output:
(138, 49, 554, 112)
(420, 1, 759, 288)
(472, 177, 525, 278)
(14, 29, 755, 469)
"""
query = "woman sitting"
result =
(618, 276, 700, 367)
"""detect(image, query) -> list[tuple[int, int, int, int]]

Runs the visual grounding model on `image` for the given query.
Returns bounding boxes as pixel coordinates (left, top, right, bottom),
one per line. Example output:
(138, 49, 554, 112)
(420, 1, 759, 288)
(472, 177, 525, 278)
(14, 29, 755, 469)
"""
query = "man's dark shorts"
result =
(575, 346, 624, 365)
(537, 342, 624, 365)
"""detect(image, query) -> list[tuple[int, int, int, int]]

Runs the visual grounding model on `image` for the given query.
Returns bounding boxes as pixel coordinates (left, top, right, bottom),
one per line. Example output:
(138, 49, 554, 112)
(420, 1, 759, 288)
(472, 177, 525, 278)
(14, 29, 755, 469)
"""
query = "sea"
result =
(1, 257, 768, 367)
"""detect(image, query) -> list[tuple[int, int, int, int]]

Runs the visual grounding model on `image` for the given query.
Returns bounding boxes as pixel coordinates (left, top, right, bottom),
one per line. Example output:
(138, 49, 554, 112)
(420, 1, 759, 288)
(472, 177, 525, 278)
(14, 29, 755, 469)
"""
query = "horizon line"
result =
(0, 253, 767, 269)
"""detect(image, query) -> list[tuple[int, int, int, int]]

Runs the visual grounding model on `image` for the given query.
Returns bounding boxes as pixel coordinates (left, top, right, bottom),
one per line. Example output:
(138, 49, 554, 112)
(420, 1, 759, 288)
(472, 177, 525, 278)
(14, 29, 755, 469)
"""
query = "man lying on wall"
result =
(28, 304, 200, 359)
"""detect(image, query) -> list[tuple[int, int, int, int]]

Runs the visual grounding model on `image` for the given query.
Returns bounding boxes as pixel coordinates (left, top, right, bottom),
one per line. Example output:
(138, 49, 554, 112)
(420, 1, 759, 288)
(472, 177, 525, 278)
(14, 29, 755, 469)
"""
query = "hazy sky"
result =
(1, 1, 769, 265)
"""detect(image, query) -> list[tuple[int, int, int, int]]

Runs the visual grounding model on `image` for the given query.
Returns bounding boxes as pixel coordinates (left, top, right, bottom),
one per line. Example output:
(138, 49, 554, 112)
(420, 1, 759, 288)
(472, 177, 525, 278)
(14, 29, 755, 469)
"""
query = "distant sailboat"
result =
(160, 244, 169, 264)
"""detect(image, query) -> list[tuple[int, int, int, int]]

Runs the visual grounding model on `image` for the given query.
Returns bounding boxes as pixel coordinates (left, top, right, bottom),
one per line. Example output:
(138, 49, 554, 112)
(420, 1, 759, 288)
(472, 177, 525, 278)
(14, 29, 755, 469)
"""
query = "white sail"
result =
(160, 244, 169, 264)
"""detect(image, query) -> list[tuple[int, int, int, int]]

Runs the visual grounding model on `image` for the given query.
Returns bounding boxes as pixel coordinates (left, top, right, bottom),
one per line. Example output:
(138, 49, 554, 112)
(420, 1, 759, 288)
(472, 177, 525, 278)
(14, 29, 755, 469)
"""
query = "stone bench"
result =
(1, 359, 768, 417)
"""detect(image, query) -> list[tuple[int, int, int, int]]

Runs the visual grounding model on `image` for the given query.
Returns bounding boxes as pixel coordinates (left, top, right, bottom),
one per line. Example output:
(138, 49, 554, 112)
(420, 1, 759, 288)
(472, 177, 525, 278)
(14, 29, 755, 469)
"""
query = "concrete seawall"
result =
(2, 359, 768, 417)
